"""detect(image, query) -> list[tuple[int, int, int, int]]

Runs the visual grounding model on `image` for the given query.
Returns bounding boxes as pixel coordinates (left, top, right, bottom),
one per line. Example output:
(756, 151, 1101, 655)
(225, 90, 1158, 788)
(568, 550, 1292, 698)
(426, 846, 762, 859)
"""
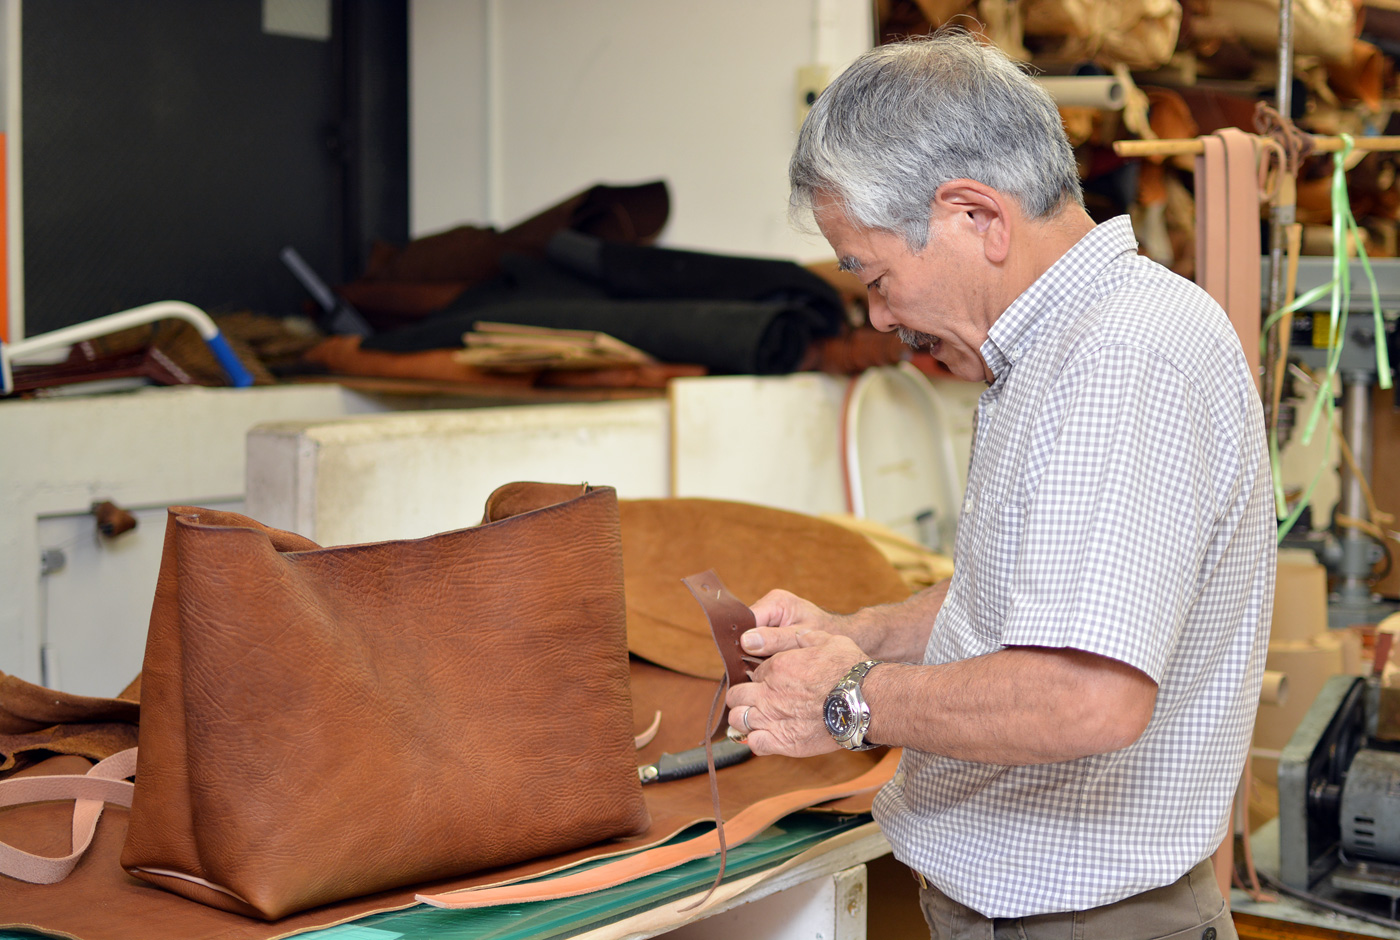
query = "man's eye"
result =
(868, 277, 884, 293)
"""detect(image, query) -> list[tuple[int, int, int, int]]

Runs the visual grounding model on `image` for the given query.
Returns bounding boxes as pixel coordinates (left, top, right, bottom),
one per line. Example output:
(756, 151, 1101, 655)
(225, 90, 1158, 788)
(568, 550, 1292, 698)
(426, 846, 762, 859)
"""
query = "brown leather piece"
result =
(0, 673, 140, 734)
(682, 570, 756, 689)
(340, 181, 671, 326)
(419, 745, 900, 909)
(619, 499, 910, 679)
(119, 487, 649, 920)
(301, 334, 539, 386)
(0, 671, 140, 773)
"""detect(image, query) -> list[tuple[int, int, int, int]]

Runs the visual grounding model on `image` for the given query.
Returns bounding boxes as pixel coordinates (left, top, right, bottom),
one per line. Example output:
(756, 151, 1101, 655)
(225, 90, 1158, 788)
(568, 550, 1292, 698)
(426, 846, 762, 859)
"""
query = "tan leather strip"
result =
(0, 747, 136, 884)
(1218, 127, 1262, 386)
(1196, 131, 1262, 387)
(682, 569, 756, 690)
(416, 747, 900, 909)
(1196, 137, 1229, 311)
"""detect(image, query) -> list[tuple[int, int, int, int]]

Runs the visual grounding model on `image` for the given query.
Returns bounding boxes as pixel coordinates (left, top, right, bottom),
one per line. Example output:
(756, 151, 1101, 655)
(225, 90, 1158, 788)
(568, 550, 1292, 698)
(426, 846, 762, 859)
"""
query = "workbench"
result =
(0, 814, 900, 940)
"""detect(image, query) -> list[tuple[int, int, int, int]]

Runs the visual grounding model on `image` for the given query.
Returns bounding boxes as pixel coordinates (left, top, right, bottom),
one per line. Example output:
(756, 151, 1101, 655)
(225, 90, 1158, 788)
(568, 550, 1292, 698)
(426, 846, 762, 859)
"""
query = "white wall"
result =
(409, 0, 490, 232)
(409, 0, 873, 261)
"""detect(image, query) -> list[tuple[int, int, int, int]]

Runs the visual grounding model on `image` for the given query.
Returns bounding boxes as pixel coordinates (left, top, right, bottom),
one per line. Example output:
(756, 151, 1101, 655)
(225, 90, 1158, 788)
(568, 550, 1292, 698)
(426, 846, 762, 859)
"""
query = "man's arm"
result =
(742, 579, 952, 664)
(726, 597, 1157, 763)
(860, 646, 1156, 763)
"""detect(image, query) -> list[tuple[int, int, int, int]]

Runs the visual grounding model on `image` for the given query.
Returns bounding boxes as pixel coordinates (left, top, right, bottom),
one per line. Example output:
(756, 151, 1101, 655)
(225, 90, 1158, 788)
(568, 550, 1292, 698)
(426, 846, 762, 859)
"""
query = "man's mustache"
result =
(897, 326, 939, 349)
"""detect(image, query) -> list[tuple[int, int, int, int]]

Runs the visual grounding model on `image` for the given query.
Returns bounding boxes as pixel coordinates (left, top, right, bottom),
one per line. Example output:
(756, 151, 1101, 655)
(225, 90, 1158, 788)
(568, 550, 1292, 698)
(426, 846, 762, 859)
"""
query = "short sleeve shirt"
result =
(873, 216, 1276, 917)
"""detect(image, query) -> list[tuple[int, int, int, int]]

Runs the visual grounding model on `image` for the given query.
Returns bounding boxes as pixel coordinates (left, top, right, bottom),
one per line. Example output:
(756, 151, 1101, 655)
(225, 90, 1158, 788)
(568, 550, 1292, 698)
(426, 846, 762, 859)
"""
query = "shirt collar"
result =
(981, 215, 1139, 380)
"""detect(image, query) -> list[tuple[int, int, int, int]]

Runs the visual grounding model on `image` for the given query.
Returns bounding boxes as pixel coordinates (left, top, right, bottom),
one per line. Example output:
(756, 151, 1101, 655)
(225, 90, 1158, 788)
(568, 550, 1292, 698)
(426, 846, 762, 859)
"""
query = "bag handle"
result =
(0, 747, 137, 884)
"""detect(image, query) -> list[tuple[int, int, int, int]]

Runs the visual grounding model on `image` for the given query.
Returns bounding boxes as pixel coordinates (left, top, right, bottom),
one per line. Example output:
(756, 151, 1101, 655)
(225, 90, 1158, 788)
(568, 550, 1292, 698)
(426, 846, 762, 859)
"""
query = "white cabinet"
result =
(0, 384, 378, 690)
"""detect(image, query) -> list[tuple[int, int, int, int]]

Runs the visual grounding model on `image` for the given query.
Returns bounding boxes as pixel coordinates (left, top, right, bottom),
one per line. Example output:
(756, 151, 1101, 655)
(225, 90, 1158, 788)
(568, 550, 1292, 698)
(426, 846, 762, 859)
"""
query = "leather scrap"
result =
(620, 498, 910, 680)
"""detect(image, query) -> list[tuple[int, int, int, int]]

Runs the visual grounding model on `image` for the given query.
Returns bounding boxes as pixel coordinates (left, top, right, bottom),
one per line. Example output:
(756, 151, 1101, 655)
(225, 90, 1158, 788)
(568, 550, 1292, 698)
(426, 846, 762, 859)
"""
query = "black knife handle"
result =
(647, 737, 753, 784)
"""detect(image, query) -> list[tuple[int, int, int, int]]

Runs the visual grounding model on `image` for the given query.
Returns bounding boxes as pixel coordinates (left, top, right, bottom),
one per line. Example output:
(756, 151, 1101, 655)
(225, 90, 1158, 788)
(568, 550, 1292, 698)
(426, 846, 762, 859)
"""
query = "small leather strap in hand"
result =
(681, 569, 756, 687)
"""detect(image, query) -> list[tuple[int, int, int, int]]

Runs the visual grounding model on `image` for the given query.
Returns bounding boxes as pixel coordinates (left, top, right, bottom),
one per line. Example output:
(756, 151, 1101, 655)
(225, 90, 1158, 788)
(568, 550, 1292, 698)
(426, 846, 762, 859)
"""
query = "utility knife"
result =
(637, 737, 753, 784)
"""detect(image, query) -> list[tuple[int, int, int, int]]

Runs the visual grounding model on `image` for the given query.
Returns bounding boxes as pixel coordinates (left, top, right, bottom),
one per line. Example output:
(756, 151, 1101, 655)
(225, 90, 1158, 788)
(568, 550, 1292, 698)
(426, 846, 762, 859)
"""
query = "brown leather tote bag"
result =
(118, 482, 650, 920)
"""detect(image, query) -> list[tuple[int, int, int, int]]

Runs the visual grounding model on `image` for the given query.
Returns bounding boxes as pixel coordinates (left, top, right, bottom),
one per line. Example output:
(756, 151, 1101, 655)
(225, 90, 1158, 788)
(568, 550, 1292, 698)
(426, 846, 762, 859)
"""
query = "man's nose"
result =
(866, 291, 895, 332)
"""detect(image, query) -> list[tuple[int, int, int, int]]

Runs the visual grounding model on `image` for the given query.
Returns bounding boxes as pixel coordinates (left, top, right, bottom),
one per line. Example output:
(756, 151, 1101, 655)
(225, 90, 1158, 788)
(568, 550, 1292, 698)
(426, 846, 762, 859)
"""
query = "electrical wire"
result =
(1255, 869, 1400, 931)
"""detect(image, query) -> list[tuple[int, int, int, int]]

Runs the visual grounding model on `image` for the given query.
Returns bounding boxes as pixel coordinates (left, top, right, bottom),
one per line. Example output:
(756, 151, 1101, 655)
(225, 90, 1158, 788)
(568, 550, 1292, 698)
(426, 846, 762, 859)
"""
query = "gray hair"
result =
(790, 30, 1083, 251)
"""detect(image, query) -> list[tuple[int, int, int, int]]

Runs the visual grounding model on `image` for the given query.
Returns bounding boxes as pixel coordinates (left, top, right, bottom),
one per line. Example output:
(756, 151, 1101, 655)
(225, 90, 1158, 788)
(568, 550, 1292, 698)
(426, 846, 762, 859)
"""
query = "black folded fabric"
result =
(546, 231, 846, 334)
(361, 232, 844, 375)
(361, 299, 818, 375)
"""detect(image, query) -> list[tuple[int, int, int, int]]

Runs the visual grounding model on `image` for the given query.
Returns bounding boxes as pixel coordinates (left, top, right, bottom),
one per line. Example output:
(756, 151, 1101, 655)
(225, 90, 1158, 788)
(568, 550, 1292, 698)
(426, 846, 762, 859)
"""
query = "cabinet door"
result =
(36, 500, 241, 697)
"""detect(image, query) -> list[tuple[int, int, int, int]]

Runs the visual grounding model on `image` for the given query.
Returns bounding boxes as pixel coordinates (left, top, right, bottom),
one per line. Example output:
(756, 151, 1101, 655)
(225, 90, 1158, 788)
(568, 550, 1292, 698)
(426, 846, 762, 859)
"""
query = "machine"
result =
(1278, 669, 1400, 920)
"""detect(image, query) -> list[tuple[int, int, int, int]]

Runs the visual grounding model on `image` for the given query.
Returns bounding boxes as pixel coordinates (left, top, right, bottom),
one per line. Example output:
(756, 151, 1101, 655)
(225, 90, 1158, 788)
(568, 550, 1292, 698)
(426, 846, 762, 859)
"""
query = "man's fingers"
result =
(727, 703, 759, 736)
(739, 625, 804, 657)
(748, 589, 803, 628)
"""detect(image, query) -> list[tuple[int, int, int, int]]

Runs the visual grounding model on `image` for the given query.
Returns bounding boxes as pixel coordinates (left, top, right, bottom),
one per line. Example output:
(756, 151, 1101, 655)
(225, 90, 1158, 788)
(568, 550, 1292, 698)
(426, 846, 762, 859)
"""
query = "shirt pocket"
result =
(965, 498, 1026, 637)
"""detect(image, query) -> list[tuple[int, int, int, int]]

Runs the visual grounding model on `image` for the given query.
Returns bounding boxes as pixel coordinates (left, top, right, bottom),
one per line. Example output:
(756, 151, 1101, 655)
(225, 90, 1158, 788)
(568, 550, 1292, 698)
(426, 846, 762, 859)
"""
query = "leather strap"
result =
(1196, 129, 1262, 388)
(417, 747, 900, 909)
(678, 569, 757, 909)
(0, 747, 137, 884)
(1220, 127, 1262, 387)
(681, 569, 757, 689)
(1196, 136, 1228, 314)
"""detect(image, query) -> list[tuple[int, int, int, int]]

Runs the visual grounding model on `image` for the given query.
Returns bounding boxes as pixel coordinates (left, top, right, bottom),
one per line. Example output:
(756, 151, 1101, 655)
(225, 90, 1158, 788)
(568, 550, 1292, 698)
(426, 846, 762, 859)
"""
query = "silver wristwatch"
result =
(823, 660, 883, 751)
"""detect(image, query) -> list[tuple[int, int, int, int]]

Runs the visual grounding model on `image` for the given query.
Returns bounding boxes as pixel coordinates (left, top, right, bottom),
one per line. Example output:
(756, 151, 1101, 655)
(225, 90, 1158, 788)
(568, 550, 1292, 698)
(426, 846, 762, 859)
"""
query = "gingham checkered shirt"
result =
(873, 216, 1276, 917)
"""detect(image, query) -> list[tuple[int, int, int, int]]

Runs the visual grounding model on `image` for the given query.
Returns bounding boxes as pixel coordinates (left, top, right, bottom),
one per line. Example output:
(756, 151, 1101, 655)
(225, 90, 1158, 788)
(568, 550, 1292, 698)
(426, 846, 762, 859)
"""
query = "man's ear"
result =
(931, 180, 1011, 264)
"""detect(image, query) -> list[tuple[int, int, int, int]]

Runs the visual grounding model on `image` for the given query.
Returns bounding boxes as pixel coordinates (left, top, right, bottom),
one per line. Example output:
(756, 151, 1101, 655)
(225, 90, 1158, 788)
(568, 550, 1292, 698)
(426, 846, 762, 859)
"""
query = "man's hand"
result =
(724, 626, 871, 757)
(738, 589, 852, 659)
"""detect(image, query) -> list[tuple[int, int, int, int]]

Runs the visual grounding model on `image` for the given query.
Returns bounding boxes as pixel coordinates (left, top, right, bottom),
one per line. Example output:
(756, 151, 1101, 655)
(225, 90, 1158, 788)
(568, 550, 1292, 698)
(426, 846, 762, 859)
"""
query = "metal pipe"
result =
(1277, 0, 1293, 124)
(1264, 0, 1296, 429)
(1337, 376, 1375, 604)
(0, 301, 253, 394)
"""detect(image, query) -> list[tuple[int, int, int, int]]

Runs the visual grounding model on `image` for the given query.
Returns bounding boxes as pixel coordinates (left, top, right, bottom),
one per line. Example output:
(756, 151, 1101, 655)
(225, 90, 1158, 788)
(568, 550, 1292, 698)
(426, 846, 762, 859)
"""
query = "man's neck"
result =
(994, 205, 1097, 314)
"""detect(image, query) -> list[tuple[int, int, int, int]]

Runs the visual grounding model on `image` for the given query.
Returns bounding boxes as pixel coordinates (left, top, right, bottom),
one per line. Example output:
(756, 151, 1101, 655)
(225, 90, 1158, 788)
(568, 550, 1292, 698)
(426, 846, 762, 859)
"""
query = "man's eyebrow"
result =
(837, 256, 863, 274)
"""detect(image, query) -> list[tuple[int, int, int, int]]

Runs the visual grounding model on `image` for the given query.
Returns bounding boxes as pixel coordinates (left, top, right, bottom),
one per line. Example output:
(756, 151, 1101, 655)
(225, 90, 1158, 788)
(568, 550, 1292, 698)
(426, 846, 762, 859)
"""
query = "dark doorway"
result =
(21, 0, 407, 335)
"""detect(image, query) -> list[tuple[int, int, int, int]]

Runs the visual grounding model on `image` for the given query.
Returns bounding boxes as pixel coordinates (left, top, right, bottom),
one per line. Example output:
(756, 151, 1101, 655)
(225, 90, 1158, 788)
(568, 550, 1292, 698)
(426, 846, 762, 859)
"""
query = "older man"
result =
(725, 31, 1275, 940)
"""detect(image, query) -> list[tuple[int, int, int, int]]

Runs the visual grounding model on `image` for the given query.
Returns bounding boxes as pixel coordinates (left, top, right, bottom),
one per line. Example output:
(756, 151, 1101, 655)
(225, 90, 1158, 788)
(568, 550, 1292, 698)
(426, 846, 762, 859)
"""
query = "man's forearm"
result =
(860, 646, 1157, 765)
(841, 579, 949, 662)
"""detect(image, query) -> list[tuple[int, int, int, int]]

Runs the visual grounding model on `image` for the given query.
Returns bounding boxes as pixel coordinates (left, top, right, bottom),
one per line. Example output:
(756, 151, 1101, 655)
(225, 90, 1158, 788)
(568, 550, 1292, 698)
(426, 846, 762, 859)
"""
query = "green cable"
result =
(1267, 134, 1392, 541)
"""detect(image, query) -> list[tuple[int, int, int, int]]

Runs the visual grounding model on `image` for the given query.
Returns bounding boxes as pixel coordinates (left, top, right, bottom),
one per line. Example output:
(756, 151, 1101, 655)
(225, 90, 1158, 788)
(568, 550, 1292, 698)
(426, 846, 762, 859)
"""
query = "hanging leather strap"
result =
(1220, 127, 1262, 387)
(1196, 136, 1229, 313)
(676, 569, 756, 908)
(1196, 129, 1262, 388)
(0, 747, 137, 884)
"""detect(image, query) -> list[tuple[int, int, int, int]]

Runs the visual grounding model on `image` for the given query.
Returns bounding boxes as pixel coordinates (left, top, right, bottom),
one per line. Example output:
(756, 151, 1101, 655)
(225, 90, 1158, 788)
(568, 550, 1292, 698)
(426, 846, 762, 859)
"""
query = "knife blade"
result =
(638, 737, 753, 784)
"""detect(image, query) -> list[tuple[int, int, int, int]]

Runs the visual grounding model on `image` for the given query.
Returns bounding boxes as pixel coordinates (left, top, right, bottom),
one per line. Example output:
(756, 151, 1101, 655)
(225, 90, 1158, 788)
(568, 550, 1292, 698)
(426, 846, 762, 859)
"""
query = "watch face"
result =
(825, 695, 854, 738)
